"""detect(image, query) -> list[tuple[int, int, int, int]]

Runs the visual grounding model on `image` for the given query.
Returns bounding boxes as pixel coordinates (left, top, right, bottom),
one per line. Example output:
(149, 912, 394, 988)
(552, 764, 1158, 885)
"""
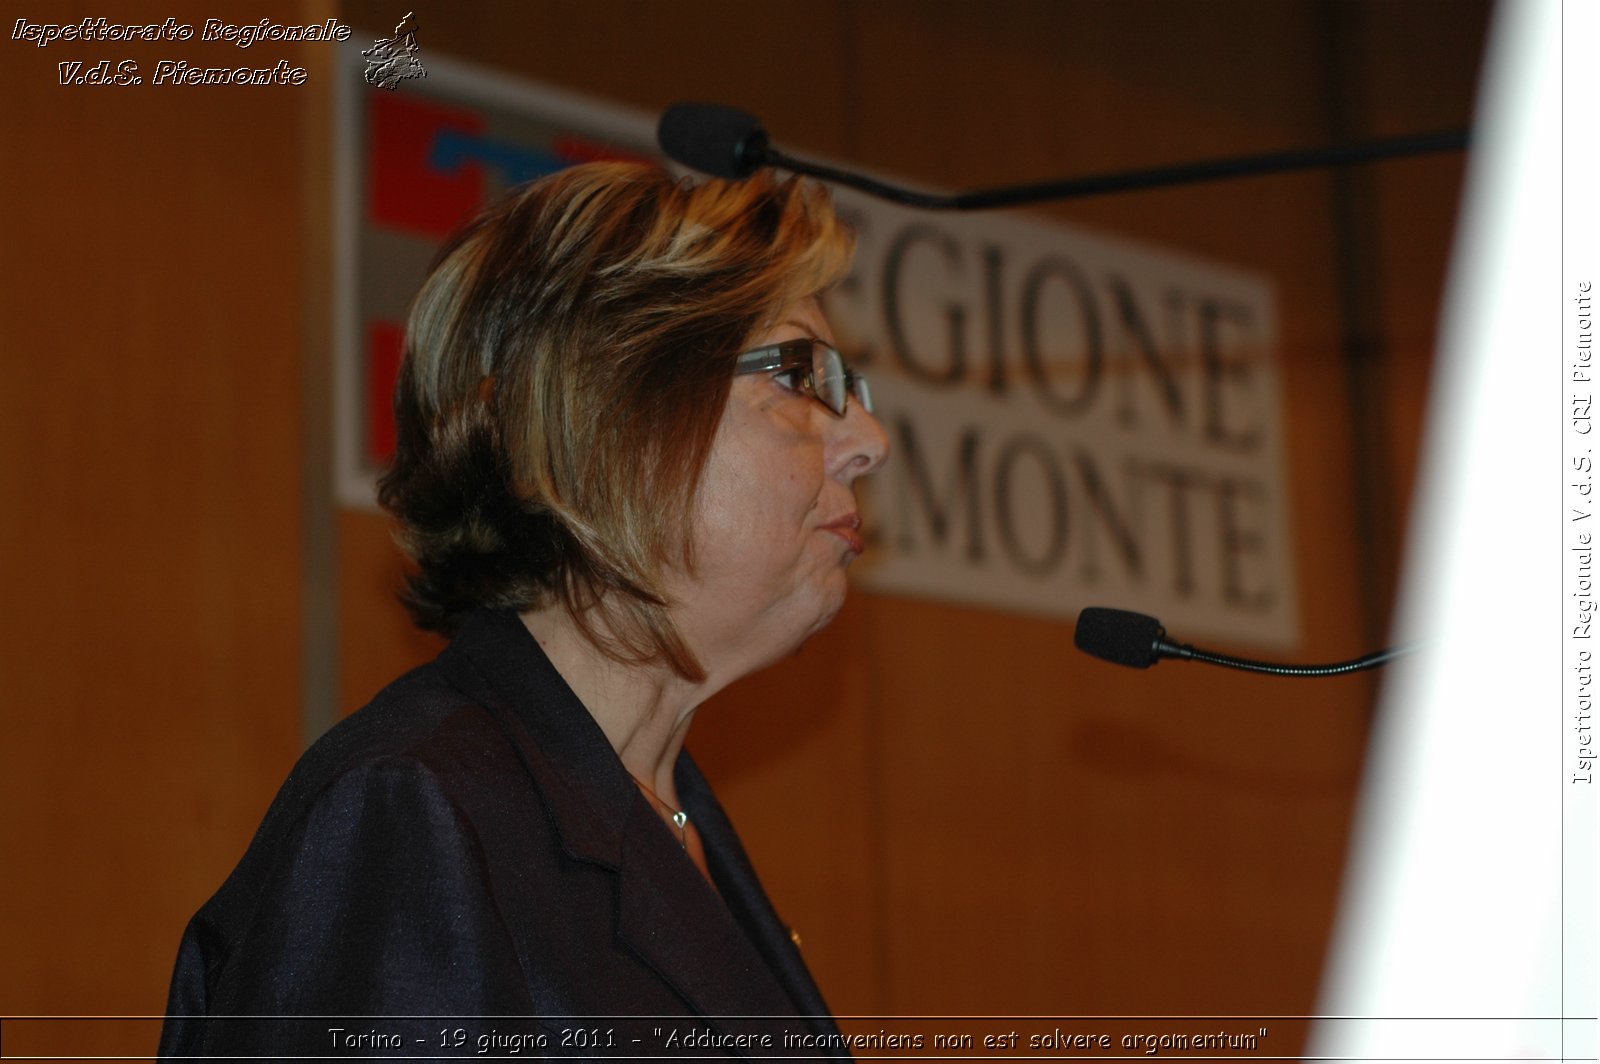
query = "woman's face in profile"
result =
(674, 297, 890, 675)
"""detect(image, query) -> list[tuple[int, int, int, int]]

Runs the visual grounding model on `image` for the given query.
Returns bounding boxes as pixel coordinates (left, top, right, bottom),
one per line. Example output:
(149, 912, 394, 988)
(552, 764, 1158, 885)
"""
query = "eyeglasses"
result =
(734, 338, 874, 418)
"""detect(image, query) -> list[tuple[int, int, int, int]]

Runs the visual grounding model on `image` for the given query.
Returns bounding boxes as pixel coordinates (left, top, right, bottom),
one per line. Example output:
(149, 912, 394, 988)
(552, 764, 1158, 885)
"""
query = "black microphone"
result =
(1073, 607, 1415, 677)
(656, 102, 772, 179)
(658, 102, 932, 204)
(657, 101, 1469, 210)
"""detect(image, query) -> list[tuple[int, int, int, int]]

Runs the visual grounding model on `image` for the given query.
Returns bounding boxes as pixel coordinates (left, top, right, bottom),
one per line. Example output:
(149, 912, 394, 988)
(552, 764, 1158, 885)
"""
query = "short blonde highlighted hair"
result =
(378, 161, 855, 681)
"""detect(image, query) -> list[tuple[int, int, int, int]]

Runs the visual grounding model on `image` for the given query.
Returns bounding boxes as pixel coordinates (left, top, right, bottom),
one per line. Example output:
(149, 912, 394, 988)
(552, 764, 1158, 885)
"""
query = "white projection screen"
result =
(1311, 1, 1595, 1061)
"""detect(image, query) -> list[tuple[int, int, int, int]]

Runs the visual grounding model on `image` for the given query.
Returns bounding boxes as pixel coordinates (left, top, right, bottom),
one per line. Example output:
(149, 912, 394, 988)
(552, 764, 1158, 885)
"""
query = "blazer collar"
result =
(437, 607, 633, 865)
(434, 609, 839, 1050)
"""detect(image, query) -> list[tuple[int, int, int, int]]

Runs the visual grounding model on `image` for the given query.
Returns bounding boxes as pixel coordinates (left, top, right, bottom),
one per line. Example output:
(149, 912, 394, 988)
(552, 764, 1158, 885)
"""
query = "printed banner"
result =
(831, 195, 1294, 646)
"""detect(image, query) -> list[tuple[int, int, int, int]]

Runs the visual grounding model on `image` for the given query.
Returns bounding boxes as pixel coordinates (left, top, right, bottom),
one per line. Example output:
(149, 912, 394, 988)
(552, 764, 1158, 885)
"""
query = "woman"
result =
(159, 161, 888, 1057)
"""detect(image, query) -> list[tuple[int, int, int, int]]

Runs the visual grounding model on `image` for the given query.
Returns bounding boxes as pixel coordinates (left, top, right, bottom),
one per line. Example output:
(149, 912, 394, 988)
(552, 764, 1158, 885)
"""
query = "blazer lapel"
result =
(613, 799, 812, 1043)
(436, 611, 830, 1054)
(678, 753, 842, 1039)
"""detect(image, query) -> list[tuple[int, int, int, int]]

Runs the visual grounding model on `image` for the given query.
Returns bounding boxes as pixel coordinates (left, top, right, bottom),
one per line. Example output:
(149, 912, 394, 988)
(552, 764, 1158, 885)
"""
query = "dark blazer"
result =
(159, 609, 844, 1059)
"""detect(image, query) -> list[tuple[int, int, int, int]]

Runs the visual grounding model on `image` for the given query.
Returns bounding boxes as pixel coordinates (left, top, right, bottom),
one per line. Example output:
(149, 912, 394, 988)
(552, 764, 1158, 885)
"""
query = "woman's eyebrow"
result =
(778, 321, 823, 338)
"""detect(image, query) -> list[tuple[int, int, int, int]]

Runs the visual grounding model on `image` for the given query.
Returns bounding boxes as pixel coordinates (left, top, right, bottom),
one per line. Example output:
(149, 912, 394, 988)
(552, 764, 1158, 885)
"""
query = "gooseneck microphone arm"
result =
(658, 103, 1470, 211)
(1153, 639, 1415, 677)
(1074, 607, 1418, 677)
(766, 133, 1468, 211)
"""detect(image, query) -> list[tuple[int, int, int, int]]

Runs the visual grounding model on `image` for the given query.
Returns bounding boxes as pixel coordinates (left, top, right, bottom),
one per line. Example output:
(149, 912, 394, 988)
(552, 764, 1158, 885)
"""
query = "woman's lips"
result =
(821, 513, 864, 554)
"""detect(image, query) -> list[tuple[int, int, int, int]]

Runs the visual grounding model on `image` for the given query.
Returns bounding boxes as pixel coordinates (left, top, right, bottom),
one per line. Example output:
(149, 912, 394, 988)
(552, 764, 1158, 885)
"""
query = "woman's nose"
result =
(830, 400, 891, 481)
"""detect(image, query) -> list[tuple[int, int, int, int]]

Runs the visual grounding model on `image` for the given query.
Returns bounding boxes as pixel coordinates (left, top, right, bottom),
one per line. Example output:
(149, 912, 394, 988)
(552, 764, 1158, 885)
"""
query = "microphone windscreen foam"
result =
(1074, 607, 1164, 668)
(657, 103, 768, 179)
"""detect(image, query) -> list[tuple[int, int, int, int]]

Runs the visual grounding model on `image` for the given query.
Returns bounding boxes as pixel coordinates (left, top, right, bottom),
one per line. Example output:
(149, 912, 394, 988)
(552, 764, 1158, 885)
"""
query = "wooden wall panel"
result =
(1, 0, 1488, 1051)
(1357, 0, 1483, 575)
(336, 510, 445, 711)
(0, 0, 319, 1043)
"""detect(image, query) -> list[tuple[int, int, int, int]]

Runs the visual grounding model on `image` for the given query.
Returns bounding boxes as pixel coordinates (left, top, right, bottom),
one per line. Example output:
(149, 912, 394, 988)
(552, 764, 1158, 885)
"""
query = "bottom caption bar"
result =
(0, 1015, 1590, 1060)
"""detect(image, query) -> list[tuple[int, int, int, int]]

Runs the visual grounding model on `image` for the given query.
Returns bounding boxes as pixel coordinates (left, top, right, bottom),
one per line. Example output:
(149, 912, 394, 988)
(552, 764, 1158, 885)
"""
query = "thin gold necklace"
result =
(628, 772, 689, 848)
